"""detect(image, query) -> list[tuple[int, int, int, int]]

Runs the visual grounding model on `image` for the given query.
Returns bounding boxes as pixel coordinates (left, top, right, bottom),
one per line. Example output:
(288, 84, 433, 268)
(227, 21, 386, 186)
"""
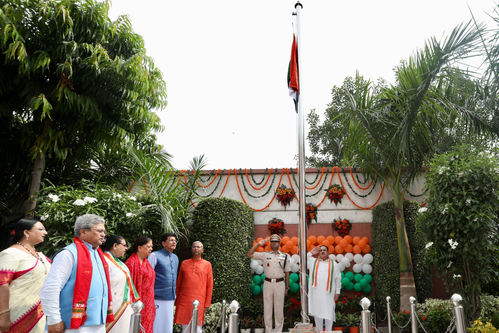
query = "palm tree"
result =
(339, 21, 494, 309)
(77, 144, 207, 237)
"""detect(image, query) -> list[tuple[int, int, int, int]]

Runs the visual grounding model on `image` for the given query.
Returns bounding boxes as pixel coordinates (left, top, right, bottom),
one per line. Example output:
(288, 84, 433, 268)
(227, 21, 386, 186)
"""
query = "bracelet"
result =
(0, 308, 10, 315)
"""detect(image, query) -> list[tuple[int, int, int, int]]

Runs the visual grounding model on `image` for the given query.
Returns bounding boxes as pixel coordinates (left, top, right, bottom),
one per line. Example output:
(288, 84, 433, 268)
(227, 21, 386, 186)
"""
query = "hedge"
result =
(191, 197, 254, 307)
(372, 200, 432, 315)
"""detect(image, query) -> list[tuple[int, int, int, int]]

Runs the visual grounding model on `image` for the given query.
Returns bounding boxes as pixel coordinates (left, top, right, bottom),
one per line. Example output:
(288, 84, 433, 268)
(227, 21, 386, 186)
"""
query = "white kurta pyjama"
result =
(307, 253, 342, 322)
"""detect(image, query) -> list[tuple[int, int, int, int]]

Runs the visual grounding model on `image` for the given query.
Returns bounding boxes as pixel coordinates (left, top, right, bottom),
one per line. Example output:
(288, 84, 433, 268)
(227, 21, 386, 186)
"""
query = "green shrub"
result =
(419, 145, 499, 321)
(372, 200, 432, 316)
(490, 312, 499, 330)
(480, 295, 499, 323)
(34, 180, 160, 257)
(467, 318, 498, 333)
(191, 197, 254, 307)
(417, 300, 453, 333)
(172, 302, 230, 333)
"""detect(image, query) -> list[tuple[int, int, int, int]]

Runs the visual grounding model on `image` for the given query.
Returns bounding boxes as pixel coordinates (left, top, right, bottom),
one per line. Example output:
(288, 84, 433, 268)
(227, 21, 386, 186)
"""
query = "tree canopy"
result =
(306, 75, 387, 168)
(0, 0, 167, 218)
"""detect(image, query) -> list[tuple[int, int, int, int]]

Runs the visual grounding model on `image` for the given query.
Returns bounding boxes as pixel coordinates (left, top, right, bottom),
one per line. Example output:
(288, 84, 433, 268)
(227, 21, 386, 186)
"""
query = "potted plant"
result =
(240, 315, 252, 333)
(252, 314, 264, 333)
(345, 313, 360, 333)
(333, 312, 345, 332)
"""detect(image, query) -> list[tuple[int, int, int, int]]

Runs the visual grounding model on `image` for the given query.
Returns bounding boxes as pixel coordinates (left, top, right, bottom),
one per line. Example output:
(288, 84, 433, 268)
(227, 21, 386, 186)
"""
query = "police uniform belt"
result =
(265, 277, 284, 283)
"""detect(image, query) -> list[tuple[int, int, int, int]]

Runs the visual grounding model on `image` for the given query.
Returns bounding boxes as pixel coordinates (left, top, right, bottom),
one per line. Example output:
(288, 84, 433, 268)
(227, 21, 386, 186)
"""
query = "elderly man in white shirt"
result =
(40, 214, 112, 333)
(307, 245, 342, 332)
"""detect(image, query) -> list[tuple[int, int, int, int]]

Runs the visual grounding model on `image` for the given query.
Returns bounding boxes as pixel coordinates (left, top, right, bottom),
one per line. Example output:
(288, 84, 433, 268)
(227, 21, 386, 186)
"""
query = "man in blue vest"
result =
(148, 232, 179, 333)
(40, 214, 113, 333)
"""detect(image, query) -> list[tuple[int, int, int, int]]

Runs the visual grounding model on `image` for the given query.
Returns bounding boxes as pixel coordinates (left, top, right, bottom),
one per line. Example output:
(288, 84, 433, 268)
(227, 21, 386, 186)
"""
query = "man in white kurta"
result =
(307, 245, 341, 332)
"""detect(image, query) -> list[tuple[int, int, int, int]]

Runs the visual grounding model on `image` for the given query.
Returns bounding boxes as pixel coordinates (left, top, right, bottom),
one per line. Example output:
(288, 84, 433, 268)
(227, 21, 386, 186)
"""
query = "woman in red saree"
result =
(0, 218, 51, 333)
(125, 236, 155, 333)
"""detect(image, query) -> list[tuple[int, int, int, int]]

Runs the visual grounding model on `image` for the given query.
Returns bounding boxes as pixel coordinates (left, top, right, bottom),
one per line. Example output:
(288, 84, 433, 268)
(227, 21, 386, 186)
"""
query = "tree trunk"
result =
(25, 151, 45, 217)
(25, 118, 52, 217)
(394, 197, 417, 311)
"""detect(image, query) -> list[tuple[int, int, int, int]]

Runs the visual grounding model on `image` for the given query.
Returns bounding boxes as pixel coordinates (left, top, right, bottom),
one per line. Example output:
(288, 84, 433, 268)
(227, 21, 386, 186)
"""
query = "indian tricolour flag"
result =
(287, 33, 299, 113)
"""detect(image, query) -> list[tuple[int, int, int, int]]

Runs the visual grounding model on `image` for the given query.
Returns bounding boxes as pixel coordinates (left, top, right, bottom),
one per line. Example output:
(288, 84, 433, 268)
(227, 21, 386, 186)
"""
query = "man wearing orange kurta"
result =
(174, 241, 213, 333)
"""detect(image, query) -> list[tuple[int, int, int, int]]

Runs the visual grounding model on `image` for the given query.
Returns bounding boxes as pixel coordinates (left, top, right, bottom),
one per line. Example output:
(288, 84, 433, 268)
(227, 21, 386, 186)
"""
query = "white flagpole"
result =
(294, 1, 309, 324)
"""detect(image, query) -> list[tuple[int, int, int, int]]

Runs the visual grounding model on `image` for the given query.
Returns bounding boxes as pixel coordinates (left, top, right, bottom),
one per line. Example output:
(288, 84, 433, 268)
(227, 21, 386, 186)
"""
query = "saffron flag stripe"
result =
(287, 33, 299, 112)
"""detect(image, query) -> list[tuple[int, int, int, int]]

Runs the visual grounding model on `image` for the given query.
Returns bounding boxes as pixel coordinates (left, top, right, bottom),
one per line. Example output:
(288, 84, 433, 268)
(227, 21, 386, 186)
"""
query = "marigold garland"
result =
(305, 203, 317, 225)
(326, 183, 346, 205)
(268, 218, 286, 235)
(276, 184, 295, 207)
(239, 168, 277, 198)
(341, 169, 379, 198)
(333, 218, 351, 237)
(249, 168, 271, 185)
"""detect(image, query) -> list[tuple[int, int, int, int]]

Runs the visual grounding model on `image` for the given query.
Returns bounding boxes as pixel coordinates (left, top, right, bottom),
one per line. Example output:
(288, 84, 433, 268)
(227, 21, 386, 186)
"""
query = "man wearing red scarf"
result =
(40, 214, 114, 333)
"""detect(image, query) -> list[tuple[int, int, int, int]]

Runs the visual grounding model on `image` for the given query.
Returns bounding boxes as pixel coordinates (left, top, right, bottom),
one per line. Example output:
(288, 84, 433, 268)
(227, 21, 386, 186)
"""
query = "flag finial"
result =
(295, 1, 303, 9)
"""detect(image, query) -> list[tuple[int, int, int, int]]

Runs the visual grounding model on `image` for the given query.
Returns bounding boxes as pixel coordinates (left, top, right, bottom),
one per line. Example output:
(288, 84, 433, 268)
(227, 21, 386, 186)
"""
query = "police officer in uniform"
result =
(247, 234, 290, 333)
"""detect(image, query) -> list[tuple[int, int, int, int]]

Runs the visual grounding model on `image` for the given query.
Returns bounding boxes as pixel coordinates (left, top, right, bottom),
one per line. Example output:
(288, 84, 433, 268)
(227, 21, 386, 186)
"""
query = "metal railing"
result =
(185, 299, 239, 333)
(364, 293, 467, 333)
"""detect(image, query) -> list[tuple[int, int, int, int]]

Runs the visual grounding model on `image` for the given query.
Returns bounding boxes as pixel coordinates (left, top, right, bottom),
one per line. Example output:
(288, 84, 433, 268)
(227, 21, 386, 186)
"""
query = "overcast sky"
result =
(108, 0, 497, 170)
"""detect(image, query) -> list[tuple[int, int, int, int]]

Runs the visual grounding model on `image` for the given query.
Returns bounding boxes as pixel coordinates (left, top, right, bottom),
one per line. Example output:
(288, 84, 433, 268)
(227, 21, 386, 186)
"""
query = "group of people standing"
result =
(0, 214, 213, 333)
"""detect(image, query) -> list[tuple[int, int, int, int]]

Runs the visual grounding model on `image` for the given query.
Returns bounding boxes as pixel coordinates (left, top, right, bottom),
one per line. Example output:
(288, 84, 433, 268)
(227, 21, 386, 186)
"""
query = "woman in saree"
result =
(0, 218, 51, 333)
(100, 235, 140, 333)
(125, 236, 155, 333)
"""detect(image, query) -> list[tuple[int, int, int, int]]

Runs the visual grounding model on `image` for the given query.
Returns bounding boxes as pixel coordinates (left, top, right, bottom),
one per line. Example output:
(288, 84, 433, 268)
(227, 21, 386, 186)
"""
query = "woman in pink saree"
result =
(0, 218, 51, 333)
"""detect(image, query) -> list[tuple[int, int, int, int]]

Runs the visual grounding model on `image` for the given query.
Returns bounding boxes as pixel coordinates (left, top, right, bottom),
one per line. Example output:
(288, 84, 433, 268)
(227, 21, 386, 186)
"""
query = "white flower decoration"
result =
(418, 207, 428, 213)
(453, 274, 461, 279)
(73, 199, 87, 206)
(448, 239, 458, 250)
(447, 261, 453, 268)
(129, 196, 136, 201)
(83, 196, 98, 203)
(40, 214, 49, 221)
(425, 242, 433, 249)
(48, 194, 60, 202)
(126, 212, 136, 218)
(113, 193, 122, 198)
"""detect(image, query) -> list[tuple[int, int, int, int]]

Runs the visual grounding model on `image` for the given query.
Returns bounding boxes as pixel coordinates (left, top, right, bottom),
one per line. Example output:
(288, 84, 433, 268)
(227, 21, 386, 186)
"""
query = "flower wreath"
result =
(326, 184, 346, 205)
(333, 218, 351, 237)
(276, 184, 295, 207)
(268, 218, 286, 235)
(305, 203, 317, 225)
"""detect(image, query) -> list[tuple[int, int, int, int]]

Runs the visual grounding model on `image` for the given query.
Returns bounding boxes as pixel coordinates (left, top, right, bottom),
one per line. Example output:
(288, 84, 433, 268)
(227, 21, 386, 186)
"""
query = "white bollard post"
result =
(191, 300, 200, 333)
(360, 297, 372, 333)
(228, 300, 240, 333)
(221, 300, 227, 333)
(451, 294, 467, 333)
(410, 296, 417, 333)
(129, 301, 144, 333)
(386, 296, 392, 333)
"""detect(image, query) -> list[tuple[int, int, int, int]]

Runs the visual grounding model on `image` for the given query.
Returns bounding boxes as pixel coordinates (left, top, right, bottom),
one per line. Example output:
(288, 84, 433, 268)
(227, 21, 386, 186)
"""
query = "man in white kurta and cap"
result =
(307, 245, 342, 332)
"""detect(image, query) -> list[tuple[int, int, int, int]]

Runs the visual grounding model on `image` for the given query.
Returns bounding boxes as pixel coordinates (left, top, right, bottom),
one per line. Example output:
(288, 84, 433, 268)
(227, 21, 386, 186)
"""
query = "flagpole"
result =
(294, 0, 309, 324)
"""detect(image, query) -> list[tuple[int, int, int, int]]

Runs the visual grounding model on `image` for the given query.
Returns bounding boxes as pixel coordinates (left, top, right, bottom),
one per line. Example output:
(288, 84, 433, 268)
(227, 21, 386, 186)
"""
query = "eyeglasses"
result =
(120, 243, 127, 247)
(37, 227, 46, 232)
(87, 228, 107, 235)
(270, 241, 280, 243)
